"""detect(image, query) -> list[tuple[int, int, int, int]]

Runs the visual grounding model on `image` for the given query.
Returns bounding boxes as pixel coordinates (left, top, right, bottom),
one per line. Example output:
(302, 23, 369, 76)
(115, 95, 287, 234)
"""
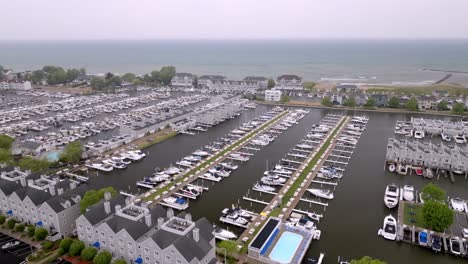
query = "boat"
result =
(441, 133, 452, 142)
(379, 215, 397, 241)
(176, 160, 193, 168)
(102, 159, 127, 169)
(414, 130, 425, 139)
(86, 162, 113, 172)
(450, 237, 461, 256)
(397, 164, 408, 175)
(388, 163, 396, 172)
(164, 166, 180, 175)
(402, 185, 415, 202)
(209, 165, 230, 177)
(201, 172, 222, 182)
(193, 150, 210, 157)
(1, 241, 20, 249)
(431, 234, 442, 253)
(220, 162, 238, 170)
(384, 184, 399, 209)
(455, 135, 466, 144)
(414, 167, 423, 176)
(261, 175, 285, 186)
(181, 186, 201, 198)
(450, 198, 466, 212)
(307, 188, 334, 200)
(423, 168, 434, 179)
(419, 230, 428, 247)
(161, 196, 189, 210)
(307, 212, 322, 221)
(253, 183, 276, 193)
(184, 155, 202, 162)
(214, 227, 237, 240)
(297, 143, 313, 149)
(125, 150, 146, 161)
(229, 153, 249, 162)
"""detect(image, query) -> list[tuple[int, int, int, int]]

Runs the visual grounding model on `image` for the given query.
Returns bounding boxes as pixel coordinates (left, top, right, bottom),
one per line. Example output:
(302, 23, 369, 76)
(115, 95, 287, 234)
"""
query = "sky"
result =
(1, 0, 468, 40)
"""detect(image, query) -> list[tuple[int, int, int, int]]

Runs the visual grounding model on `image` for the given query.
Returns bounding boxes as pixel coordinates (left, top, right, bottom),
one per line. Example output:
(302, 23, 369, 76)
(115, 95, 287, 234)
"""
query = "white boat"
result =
(261, 176, 285, 186)
(272, 167, 292, 176)
(253, 183, 276, 192)
(423, 168, 434, 179)
(209, 166, 230, 177)
(193, 150, 210, 157)
(397, 164, 408, 175)
(86, 162, 113, 172)
(296, 143, 313, 149)
(201, 172, 222, 182)
(214, 228, 237, 240)
(384, 184, 399, 209)
(450, 237, 462, 256)
(450, 198, 466, 212)
(111, 156, 132, 165)
(125, 150, 146, 161)
(184, 155, 202, 162)
(220, 162, 238, 170)
(307, 188, 334, 200)
(414, 130, 425, 139)
(455, 135, 466, 144)
(379, 215, 397, 241)
(102, 159, 127, 169)
(229, 153, 249, 161)
(402, 185, 415, 202)
(388, 163, 396, 172)
(176, 160, 193, 168)
(164, 166, 180, 175)
(1, 241, 20, 249)
(441, 133, 452, 142)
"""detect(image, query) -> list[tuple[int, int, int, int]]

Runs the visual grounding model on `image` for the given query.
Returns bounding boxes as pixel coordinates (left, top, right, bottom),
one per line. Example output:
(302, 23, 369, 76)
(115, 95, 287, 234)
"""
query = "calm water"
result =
(1, 40, 468, 84)
(86, 107, 467, 263)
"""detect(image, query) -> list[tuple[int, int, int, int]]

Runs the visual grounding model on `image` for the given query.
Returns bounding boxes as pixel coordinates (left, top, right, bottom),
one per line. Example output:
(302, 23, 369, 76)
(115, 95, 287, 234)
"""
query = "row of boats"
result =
(86, 149, 147, 172)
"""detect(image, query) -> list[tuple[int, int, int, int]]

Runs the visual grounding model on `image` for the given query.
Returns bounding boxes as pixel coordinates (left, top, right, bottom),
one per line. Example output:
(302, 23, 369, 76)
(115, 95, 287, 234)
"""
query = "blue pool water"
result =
(46, 151, 60, 162)
(269, 231, 303, 264)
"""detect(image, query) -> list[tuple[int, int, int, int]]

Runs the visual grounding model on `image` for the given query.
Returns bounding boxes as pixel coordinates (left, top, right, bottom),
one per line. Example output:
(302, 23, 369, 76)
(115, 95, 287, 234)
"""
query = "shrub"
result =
(0, 215, 6, 225)
(27, 226, 35, 237)
(69, 240, 85, 256)
(42, 241, 53, 250)
(113, 260, 127, 264)
(15, 223, 25, 232)
(93, 250, 112, 264)
(6, 219, 16, 229)
(81, 246, 98, 261)
(59, 237, 74, 253)
(34, 228, 49, 241)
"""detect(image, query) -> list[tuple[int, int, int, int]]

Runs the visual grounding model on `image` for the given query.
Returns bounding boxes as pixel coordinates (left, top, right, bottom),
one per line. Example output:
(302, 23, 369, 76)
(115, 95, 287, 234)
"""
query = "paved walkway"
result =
(0, 228, 43, 248)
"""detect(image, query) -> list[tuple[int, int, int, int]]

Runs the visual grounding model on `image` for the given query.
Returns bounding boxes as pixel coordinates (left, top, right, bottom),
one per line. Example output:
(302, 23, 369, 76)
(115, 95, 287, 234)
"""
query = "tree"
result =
(15, 224, 25, 232)
(93, 250, 112, 264)
(66, 68, 81, 82)
(18, 157, 50, 172)
(0, 215, 5, 225)
(303, 82, 316, 91)
(192, 75, 198, 87)
(267, 79, 275, 89)
(80, 187, 117, 213)
(0, 134, 14, 150)
(343, 97, 357, 107)
(59, 237, 74, 253)
(91, 77, 106, 90)
(31, 70, 46, 84)
(69, 240, 85, 256)
(27, 226, 35, 237)
(364, 97, 376, 108)
(159, 66, 176, 85)
(113, 260, 127, 264)
(59, 141, 83, 163)
(405, 97, 419, 111)
(0, 149, 12, 163)
(34, 228, 48, 240)
(351, 256, 387, 264)
(452, 102, 465, 115)
(422, 200, 454, 232)
(437, 100, 449, 111)
(7, 219, 16, 229)
(280, 94, 290, 103)
(388, 96, 400, 108)
(218, 240, 238, 257)
(321, 96, 333, 107)
(421, 183, 446, 202)
(121, 73, 136, 83)
(81, 246, 98, 261)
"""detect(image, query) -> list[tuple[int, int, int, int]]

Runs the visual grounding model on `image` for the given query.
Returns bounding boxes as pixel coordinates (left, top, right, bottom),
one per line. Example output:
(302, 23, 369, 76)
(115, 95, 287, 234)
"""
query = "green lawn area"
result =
(142, 111, 288, 202)
(403, 203, 425, 227)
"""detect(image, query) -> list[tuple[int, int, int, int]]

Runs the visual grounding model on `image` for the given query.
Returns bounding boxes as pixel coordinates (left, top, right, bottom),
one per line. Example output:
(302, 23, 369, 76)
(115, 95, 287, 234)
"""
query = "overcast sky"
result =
(1, 0, 468, 40)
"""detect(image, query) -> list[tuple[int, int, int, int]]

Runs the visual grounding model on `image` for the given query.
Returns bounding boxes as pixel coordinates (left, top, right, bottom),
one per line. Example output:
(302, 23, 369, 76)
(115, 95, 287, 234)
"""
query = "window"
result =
(145, 257, 150, 262)
(176, 259, 182, 264)
(127, 241, 133, 248)
(144, 247, 149, 255)
(165, 255, 171, 262)
(154, 251, 160, 258)
(129, 250, 134, 258)
(110, 243, 114, 249)
(100, 232, 105, 238)
(119, 247, 124, 253)
(86, 227, 91, 233)
(118, 239, 123, 245)
(78, 225, 83, 231)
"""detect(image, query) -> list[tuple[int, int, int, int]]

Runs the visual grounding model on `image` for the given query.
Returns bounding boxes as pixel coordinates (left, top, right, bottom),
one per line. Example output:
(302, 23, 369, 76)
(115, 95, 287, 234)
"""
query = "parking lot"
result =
(0, 233, 36, 262)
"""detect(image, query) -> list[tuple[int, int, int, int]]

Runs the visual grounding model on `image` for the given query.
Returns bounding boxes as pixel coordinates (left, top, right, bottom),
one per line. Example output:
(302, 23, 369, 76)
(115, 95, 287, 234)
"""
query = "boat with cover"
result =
(307, 188, 334, 200)
(431, 234, 442, 253)
(402, 185, 414, 202)
(450, 237, 462, 256)
(384, 184, 399, 209)
(260, 175, 286, 185)
(214, 227, 237, 240)
(253, 183, 276, 192)
(450, 198, 466, 212)
(419, 230, 428, 247)
(379, 214, 397, 241)
(219, 162, 238, 170)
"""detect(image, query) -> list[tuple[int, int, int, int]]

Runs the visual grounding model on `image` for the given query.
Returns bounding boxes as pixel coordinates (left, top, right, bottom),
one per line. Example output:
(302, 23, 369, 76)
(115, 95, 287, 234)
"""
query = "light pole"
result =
(223, 248, 227, 263)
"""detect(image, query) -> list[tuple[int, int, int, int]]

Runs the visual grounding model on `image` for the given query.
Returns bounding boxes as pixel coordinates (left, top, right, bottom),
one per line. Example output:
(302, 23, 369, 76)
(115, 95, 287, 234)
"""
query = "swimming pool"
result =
(46, 151, 60, 162)
(268, 231, 303, 264)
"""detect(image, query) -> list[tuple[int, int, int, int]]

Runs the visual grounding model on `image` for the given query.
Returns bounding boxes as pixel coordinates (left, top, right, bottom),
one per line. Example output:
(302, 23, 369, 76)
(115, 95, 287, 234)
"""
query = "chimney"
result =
(125, 197, 131, 206)
(185, 213, 192, 222)
(167, 208, 174, 219)
(70, 181, 77, 190)
(144, 212, 152, 227)
(104, 192, 111, 201)
(57, 188, 64, 196)
(104, 201, 111, 214)
(48, 185, 56, 196)
(20, 177, 26, 187)
(157, 217, 164, 229)
(115, 204, 121, 213)
(193, 228, 200, 242)
(27, 179, 33, 187)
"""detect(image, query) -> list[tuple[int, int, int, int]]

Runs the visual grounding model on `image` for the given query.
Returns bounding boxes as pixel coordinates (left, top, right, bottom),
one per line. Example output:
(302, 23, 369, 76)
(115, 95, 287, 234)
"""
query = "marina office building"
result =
(76, 194, 218, 264)
(265, 89, 282, 102)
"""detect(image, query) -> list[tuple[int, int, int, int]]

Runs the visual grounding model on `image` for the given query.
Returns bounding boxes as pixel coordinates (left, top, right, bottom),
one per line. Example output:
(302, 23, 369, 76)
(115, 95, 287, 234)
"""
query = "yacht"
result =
(162, 196, 189, 210)
(297, 143, 313, 149)
(103, 159, 127, 169)
(253, 183, 276, 192)
(214, 227, 237, 240)
(111, 156, 132, 165)
(272, 167, 292, 176)
(307, 188, 334, 200)
(384, 184, 399, 209)
(153, 173, 171, 182)
(164, 166, 180, 175)
(455, 135, 466, 144)
(419, 230, 428, 247)
(209, 166, 230, 177)
(219, 162, 238, 170)
(229, 153, 249, 162)
(450, 198, 466, 212)
(193, 150, 210, 157)
(86, 162, 113, 172)
(414, 130, 425, 139)
(125, 150, 146, 161)
(261, 175, 285, 186)
(379, 215, 397, 241)
(181, 186, 201, 198)
(201, 172, 223, 182)
(402, 185, 415, 202)
(431, 234, 442, 253)
(176, 160, 193, 168)
(184, 155, 202, 162)
(441, 133, 452, 142)
(450, 237, 461, 256)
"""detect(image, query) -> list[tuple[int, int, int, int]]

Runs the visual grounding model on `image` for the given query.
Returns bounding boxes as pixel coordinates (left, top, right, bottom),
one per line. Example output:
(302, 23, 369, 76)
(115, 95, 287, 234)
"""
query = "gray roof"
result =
(174, 73, 193, 78)
(82, 194, 126, 225)
(198, 75, 226, 80)
(13, 187, 51, 205)
(44, 184, 88, 213)
(243, 76, 267, 81)
(277, 74, 301, 81)
(0, 179, 22, 196)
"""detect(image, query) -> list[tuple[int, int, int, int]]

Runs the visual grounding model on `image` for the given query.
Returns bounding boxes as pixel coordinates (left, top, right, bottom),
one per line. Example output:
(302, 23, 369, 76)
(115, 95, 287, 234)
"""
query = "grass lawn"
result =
(403, 203, 425, 227)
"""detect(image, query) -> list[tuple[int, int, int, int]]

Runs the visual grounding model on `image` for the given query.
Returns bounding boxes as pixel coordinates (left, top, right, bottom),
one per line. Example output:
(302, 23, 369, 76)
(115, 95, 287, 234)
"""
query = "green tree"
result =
(437, 100, 449, 111)
(107, 76, 122, 88)
(267, 79, 276, 88)
(280, 94, 290, 103)
(321, 96, 333, 107)
(422, 200, 454, 232)
(80, 68, 86, 75)
(113, 260, 127, 264)
(452, 102, 465, 115)
(18, 157, 50, 172)
(34, 228, 49, 240)
(31, 70, 46, 84)
(81, 246, 98, 261)
(192, 75, 198, 87)
(0, 215, 6, 225)
(421, 183, 446, 202)
(93, 250, 112, 264)
(388, 96, 400, 108)
(158, 66, 176, 85)
(218, 240, 238, 257)
(69, 240, 85, 256)
(91, 77, 107, 90)
(343, 97, 357, 107)
(303, 82, 316, 91)
(121, 73, 136, 83)
(59, 141, 83, 163)
(0, 134, 14, 149)
(0, 149, 12, 163)
(351, 256, 387, 264)
(80, 187, 117, 213)
(15, 223, 25, 232)
(59, 237, 74, 253)
(405, 97, 419, 111)
(364, 97, 376, 108)
(6, 219, 16, 229)
(66, 68, 81, 82)
(27, 226, 35, 237)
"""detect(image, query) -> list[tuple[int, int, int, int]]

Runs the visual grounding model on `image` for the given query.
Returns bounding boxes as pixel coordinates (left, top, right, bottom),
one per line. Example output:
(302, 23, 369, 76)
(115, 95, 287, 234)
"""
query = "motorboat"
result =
(219, 162, 238, 170)
(184, 155, 202, 162)
(441, 133, 452, 142)
(402, 185, 415, 202)
(1, 241, 20, 249)
(423, 168, 434, 179)
(379, 215, 397, 241)
(431, 234, 442, 253)
(229, 153, 249, 162)
(193, 150, 210, 157)
(86, 162, 113, 172)
(201, 172, 223, 182)
(214, 227, 237, 240)
(111, 156, 132, 165)
(419, 230, 428, 247)
(261, 175, 286, 186)
(414, 130, 425, 139)
(455, 135, 466, 144)
(272, 167, 292, 176)
(209, 166, 230, 177)
(319, 166, 343, 179)
(181, 186, 201, 198)
(307, 188, 334, 200)
(413, 167, 423, 176)
(450, 237, 461, 256)
(153, 173, 171, 182)
(296, 143, 313, 149)
(102, 159, 127, 169)
(384, 184, 399, 209)
(164, 166, 180, 175)
(450, 198, 466, 212)
(397, 164, 408, 175)
(253, 183, 276, 193)
(125, 150, 146, 161)
(176, 160, 193, 168)
(388, 163, 396, 172)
